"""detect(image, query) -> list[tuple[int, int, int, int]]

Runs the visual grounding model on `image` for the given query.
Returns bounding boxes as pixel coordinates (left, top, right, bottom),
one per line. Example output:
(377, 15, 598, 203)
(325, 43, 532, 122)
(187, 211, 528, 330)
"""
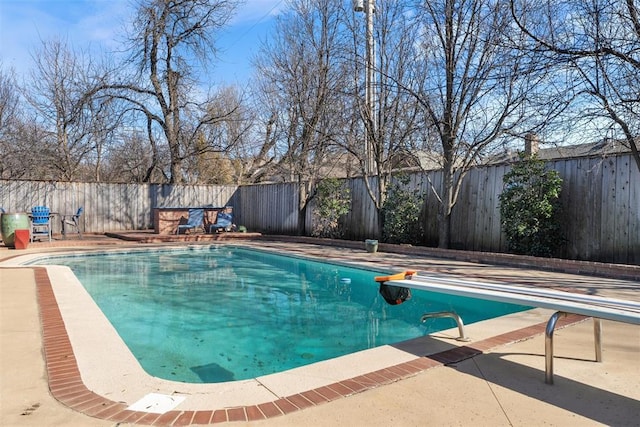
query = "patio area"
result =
(1, 234, 638, 426)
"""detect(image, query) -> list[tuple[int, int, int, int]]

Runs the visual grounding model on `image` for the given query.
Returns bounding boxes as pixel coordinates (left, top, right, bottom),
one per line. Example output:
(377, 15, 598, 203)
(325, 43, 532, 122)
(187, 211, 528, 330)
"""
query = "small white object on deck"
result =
(126, 392, 186, 413)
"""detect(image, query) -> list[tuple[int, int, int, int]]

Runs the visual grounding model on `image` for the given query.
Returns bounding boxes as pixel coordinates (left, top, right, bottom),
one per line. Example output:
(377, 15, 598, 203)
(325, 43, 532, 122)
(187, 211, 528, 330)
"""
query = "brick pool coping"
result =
(33, 266, 588, 426)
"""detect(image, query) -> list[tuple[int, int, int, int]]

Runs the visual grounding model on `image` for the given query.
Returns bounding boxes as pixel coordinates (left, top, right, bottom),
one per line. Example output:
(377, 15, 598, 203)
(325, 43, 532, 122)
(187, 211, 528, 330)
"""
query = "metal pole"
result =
(365, 0, 376, 175)
(355, 0, 376, 175)
(594, 318, 602, 362)
(545, 311, 567, 384)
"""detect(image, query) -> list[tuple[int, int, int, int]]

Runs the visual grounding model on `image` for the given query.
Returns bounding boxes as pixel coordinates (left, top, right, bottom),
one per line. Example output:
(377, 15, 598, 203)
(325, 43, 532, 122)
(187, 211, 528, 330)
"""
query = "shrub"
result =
(311, 178, 351, 238)
(499, 153, 564, 257)
(381, 175, 425, 245)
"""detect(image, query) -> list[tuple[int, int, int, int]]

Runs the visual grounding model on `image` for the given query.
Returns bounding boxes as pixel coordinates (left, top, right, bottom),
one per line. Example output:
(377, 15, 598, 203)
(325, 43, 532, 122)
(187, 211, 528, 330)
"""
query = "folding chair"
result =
(62, 207, 83, 239)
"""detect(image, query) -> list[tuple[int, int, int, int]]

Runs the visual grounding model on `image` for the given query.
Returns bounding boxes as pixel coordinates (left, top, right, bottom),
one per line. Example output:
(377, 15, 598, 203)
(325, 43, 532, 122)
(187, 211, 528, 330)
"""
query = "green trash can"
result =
(1, 212, 30, 248)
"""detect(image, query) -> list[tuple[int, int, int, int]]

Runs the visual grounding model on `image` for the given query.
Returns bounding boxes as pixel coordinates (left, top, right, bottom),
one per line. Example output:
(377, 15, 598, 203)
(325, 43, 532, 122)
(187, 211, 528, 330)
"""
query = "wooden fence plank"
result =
(614, 156, 631, 264)
(553, 159, 574, 257)
(572, 158, 592, 260)
(599, 158, 617, 262)
(475, 167, 489, 251)
(489, 163, 506, 252)
(630, 161, 640, 265)
(588, 157, 604, 260)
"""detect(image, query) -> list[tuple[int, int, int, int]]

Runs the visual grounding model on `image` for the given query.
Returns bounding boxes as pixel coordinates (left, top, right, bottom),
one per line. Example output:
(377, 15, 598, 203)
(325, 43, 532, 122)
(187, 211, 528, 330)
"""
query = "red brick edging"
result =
(34, 267, 587, 426)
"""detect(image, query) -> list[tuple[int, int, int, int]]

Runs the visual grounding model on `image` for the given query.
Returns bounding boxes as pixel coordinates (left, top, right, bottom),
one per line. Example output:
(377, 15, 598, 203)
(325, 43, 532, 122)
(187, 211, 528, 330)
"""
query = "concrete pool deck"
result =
(1, 234, 638, 426)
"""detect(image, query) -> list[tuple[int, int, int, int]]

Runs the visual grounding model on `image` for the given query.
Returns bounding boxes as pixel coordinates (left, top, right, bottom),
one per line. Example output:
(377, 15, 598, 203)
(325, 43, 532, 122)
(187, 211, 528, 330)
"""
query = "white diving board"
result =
(375, 271, 640, 384)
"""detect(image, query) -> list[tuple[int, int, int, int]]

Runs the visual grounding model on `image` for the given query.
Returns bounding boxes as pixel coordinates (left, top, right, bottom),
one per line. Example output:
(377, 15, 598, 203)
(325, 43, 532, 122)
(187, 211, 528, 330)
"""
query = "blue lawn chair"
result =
(176, 208, 204, 234)
(31, 206, 52, 242)
(208, 210, 233, 233)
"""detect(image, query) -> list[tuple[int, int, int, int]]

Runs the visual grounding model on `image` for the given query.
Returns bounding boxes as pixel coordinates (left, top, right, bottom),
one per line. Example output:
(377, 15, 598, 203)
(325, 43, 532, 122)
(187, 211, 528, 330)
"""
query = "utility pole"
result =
(354, 0, 376, 175)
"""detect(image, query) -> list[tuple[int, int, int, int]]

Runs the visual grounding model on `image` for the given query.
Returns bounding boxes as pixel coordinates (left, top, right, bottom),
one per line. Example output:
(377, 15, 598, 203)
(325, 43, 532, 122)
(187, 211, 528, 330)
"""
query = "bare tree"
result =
(0, 65, 19, 137)
(510, 0, 640, 172)
(402, 0, 537, 248)
(185, 85, 253, 184)
(253, 0, 352, 235)
(233, 109, 279, 184)
(21, 38, 116, 181)
(0, 64, 22, 179)
(97, 0, 242, 183)
(102, 128, 170, 182)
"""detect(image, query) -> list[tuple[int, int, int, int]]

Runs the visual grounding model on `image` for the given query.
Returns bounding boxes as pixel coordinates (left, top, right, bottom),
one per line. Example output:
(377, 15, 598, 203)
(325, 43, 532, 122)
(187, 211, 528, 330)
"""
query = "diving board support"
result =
(420, 311, 471, 342)
(594, 317, 603, 362)
(545, 313, 603, 384)
(545, 311, 566, 384)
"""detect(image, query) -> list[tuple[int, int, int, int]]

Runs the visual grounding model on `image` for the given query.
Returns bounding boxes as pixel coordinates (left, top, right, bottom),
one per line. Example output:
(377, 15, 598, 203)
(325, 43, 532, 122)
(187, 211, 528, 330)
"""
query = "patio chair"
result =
(176, 208, 204, 234)
(30, 206, 52, 242)
(208, 210, 233, 233)
(62, 207, 83, 239)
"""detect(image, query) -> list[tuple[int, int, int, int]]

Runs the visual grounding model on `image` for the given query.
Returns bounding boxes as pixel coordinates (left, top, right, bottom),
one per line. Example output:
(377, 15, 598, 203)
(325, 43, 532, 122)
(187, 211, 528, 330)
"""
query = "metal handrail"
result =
(421, 311, 471, 342)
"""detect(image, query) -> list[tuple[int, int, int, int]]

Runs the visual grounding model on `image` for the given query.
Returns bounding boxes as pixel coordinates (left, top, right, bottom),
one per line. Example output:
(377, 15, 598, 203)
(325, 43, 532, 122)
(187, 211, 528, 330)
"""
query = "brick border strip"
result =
(33, 267, 586, 426)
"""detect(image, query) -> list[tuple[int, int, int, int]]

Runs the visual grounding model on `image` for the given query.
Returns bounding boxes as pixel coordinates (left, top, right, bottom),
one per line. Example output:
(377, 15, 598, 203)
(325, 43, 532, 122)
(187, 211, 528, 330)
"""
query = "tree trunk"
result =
(437, 169, 453, 249)
(297, 180, 309, 236)
(438, 129, 455, 249)
(297, 205, 307, 236)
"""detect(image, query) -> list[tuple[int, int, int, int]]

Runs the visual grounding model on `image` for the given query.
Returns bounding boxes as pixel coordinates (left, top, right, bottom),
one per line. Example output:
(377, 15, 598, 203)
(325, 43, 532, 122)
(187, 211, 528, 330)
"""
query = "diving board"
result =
(375, 271, 640, 384)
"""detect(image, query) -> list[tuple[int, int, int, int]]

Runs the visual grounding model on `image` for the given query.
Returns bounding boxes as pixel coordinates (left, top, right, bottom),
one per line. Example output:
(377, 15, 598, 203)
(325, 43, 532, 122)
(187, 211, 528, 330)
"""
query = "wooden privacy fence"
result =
(0, 182, 239, 236)
(0, 153, 637, 264)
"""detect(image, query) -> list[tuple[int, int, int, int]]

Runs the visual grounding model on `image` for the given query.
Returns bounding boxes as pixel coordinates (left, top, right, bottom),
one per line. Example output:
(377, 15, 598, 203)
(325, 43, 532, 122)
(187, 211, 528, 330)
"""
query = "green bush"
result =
(499, 153, 564, 257)
(311, 178, 351, 238)
(382, 175, 425, 245)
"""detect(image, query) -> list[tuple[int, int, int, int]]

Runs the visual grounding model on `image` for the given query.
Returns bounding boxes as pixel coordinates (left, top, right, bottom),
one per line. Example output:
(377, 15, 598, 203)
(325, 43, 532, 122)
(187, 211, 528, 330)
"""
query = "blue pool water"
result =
(35, 246, 531, 383)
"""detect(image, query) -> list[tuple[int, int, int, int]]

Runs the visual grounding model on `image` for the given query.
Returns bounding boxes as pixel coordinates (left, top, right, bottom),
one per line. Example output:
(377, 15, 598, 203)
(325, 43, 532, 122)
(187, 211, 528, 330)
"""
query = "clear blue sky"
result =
(0, 0, 284, 87)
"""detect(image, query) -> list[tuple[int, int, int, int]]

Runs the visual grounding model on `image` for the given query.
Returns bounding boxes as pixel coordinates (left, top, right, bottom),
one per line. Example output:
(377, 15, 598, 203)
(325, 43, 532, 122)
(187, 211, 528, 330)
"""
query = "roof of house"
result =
(486, 139, 633, 165)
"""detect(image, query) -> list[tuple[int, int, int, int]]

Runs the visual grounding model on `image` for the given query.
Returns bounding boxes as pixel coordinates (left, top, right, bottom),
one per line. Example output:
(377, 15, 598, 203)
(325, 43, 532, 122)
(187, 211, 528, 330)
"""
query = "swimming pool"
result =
(34, 246, 531, 383)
